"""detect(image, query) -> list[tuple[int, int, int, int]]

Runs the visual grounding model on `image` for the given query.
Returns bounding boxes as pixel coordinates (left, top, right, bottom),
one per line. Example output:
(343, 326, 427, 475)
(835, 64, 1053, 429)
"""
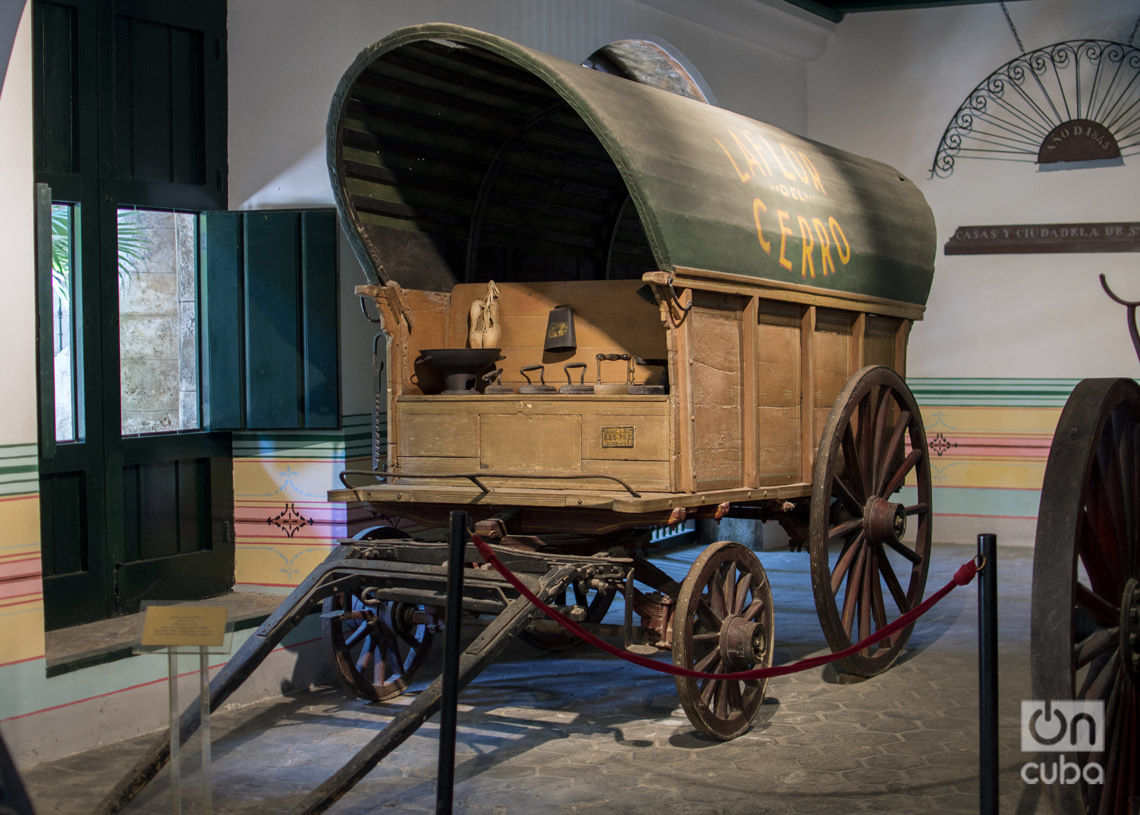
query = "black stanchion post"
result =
(978, 532, 998, 815)
(437, 511, 467, 815)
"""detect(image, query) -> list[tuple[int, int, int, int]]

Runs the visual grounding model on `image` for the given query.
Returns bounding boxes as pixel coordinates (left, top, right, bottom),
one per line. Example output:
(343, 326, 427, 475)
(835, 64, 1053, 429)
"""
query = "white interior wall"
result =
(807, 0, 1140, 379)
(0, 2, 36, 445)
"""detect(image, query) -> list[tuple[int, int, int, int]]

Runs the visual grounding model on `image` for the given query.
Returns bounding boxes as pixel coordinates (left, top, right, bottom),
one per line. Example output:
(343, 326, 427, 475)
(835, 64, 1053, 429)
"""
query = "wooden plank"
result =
(300, 210, 339, 427)
(400, 411, 479, 458)
(742, 296, 759, 487)
(127, 18, 174, 181)
(864, 315, 899, 369)
(203, 211, 243, 428)
(670, 266, 925, 321)
(244, 211, 300, 427)
(800, 306, 816, 482)
(755, 299, 801, 484)
(851, 311, 866, 373)
(689, 293, 744, 490)
(479, 414, 582, 471)
(170, 26, 205, 186)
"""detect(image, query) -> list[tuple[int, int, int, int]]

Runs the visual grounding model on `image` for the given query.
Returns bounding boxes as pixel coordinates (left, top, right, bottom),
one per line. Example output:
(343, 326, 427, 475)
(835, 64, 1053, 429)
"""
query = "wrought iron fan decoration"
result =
(931, 7, 1140, 177)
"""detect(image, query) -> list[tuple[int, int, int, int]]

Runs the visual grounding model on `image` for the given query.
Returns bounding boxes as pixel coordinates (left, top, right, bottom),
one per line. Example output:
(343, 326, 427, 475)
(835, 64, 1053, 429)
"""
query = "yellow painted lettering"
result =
(752, 198, 772, 254)
(740, 132, 773, 177)
(800, 152, 827, 195)
(781, 144, 810, 184)
(732, 131, 770, 181)
(829, 217, 851, 265)
(812, 218, 836, 276)
(797, 215, 815, 278)
(714, 136, 751, 183)
(777, 210, 794, 271)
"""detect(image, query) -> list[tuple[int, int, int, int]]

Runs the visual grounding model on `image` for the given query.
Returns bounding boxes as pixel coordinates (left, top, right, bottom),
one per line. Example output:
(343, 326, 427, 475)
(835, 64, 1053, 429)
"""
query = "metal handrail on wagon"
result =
(339, 469, 643, 498)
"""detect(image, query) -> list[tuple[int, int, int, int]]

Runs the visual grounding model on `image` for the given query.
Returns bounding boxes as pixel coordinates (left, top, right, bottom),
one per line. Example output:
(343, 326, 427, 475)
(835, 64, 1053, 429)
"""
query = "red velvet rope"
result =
(471, 533, 979, 681)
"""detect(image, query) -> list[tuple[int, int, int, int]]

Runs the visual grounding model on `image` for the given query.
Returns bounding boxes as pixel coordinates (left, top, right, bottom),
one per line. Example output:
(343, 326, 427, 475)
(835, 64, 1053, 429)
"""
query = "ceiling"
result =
(785, 0, 1017, 24)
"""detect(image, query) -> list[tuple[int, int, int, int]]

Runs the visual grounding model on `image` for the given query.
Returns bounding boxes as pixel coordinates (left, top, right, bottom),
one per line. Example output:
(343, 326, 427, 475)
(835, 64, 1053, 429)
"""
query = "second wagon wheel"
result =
(322, 526, 440, 701)
(1032, 378, 1140, 815)
(809, 365, 933, 677)
(672, 541, 774, 740)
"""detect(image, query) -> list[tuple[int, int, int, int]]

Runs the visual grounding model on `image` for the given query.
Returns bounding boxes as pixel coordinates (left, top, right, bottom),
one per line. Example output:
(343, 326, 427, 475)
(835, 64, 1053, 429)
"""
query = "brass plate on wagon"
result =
(601, 426, 635, 448)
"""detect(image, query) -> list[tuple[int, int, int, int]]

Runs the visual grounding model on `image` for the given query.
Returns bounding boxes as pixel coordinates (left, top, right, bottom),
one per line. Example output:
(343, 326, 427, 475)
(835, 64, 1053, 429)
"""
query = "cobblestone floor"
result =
(23, 541, 1053, 815)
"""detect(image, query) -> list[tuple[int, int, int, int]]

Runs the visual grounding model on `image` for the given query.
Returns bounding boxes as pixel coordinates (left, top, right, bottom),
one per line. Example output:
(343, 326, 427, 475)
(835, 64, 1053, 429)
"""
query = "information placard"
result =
(141, 605, 228, 648)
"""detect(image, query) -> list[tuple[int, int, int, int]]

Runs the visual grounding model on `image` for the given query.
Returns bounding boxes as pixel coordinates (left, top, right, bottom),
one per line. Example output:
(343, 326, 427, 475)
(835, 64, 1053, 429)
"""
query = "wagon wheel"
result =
(322, 589, 440, 701)
(672, 541, 774, 740)
(519, 580, 617, 651)
(809, 365, 932, 677)
(322, 525, 438, 701)
(1031, 378, 1140, 815)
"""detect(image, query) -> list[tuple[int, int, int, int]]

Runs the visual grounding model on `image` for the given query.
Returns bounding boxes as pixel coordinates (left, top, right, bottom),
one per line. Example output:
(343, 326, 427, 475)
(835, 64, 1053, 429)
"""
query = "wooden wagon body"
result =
(326, 23, 936, 539)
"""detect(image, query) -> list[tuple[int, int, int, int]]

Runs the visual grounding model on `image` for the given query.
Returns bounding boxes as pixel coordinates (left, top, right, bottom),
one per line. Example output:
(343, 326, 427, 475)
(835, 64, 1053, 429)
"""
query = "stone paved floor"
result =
(22, 541, 1054, 815)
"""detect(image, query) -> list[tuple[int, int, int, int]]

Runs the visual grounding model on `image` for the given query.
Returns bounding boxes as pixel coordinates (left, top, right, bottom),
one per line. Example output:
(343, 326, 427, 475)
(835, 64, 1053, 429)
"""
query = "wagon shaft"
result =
(95, 541, 622, 814)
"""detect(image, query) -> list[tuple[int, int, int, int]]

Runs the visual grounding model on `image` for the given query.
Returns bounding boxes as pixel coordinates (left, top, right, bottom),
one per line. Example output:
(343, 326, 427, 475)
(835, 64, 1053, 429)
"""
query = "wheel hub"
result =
(865, 497, 907, 544)
(719, 615, 768, 670)
(1121, 578, 1140, 685)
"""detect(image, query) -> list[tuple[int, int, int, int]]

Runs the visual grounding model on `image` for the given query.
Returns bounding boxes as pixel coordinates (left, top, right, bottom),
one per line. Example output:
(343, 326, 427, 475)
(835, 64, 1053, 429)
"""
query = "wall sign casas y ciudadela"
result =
(944, 223, 1140, 255)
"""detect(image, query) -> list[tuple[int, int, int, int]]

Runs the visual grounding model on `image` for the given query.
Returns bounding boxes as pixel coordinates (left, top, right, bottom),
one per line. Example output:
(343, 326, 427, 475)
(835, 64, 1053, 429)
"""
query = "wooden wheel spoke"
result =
(882, 448, 924, 497)
(841, 544, 868, 637)
(691, 632, 720, 645)
(870, 389, 894, 493)
(831, 531, 865, 594)
(694, 649, 718, 674)
(1074, 626, 1119, 669)
(878, 549, 912, 614)
(733, 573, 753, 615)
(884, 537, 923, 566)
(1078, 507, 1121, 599)
(355, 636, 374, 673)
(841, 423, 868, 504)
(397, 627, 424, 652)
(868, 546, 889, 632)
(741, 598, 764, 622)
(344, 621, 370, 647)
(828, 517, 863, 541)
(859, 548, 873, 644)
(833, 475, 863, 516)
(721, 566, 738, 614)
(875, 410, 911, 496)
(726, 679, 743, 714)
(1075, 581, 1121, 627)
(1078, 649, 1119, 701)
(710, 566, 729, 618)
(904, 502, 929, 516)
(695, 597, 723, 632)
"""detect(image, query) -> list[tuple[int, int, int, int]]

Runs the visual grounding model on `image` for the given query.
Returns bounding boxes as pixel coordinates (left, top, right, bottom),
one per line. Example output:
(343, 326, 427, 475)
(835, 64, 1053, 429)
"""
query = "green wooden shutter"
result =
(203, 209, 339, 430)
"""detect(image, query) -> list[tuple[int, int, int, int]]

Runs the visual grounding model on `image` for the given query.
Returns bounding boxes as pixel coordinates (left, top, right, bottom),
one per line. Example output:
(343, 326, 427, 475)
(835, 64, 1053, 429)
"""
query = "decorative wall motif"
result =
(932, 40, 1140, 177)
(910, 378, 1073, 530)
(233, 415, 374, 588)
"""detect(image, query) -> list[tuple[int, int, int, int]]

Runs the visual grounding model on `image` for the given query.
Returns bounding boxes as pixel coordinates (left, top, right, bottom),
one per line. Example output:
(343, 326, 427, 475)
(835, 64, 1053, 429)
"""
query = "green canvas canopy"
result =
(328, 23, 936, 306)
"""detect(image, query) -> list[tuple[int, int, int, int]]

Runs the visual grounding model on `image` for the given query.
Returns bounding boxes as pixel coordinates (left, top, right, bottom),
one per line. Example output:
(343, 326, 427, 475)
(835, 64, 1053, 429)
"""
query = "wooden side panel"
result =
(687, 294, 745, 491)
(755, 300, 802, 486)
(864, 315, 902, 370)
(394, 397, 669, 491)
(480, 414, 582, 471)
(811, 307, 855, 450)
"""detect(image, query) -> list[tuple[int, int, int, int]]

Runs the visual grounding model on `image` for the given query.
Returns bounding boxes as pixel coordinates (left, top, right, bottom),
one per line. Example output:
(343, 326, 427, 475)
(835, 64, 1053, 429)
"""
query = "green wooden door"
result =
(34, 0, 232, 628)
